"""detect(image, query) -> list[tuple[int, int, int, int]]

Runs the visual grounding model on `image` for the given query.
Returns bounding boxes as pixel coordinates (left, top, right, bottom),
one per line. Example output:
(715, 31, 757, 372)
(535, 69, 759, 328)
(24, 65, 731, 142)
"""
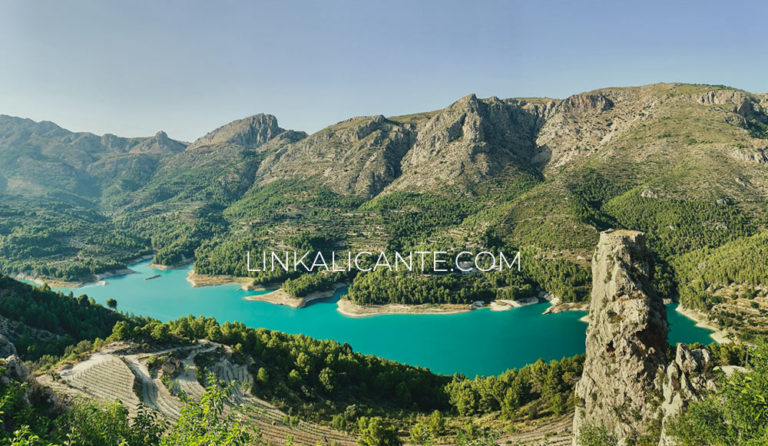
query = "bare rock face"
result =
(558, 92, 614, 113)
(257, 95, 547, 197)
(731, 147, 768, 164)
(573, 230, 668, 444)
(1, 354, 30, 384)
(389, 94, 542, 190)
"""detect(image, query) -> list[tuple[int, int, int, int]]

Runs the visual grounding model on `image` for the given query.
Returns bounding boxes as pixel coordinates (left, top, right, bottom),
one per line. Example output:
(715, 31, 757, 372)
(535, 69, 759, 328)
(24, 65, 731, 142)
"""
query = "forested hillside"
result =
(0, 275, 146, 360)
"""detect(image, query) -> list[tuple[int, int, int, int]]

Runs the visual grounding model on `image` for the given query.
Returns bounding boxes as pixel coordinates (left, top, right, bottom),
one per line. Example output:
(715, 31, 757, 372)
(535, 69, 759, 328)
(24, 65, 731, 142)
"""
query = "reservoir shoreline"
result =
(45, 259, 716, 377)
(26, 262, 725, 342)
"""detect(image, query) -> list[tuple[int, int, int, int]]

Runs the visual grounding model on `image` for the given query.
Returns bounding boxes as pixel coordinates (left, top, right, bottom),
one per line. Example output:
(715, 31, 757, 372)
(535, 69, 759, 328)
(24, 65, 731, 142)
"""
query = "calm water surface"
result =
(52, 260, 714, 376)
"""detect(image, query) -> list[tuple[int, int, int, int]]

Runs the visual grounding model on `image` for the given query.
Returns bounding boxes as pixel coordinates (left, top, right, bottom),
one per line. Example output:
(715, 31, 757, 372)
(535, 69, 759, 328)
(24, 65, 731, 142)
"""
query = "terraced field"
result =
(58, 352, 142, 412)
(39, 342, 356, 445)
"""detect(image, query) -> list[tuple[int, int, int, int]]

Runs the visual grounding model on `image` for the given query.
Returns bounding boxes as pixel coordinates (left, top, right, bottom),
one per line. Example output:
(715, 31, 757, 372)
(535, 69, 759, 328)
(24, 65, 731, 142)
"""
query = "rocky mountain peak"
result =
(387, 95, 541, 191)
(256, 115, 412, 197)
(453, 93, 479, 107)
(350, 115, 388, 142)
(191, 113, 287, 149)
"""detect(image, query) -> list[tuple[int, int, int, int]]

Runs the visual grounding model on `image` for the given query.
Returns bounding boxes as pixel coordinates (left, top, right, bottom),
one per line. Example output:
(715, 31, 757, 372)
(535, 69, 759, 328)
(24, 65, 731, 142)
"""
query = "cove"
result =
(52, 260, 714, 377)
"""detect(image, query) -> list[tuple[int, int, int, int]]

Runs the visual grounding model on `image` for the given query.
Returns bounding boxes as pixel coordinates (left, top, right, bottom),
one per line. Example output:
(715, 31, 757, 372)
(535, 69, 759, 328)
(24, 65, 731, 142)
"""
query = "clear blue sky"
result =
(1, 0, 766, 141)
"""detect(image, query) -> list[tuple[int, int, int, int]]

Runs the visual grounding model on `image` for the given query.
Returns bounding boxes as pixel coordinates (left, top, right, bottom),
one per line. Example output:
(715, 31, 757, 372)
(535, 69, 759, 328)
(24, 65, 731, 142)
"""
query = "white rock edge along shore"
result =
(335, 295, 554, 317)
(186, 270, 553, 315)
(10, 254, 152, 288)
(674, 305, 731, 344)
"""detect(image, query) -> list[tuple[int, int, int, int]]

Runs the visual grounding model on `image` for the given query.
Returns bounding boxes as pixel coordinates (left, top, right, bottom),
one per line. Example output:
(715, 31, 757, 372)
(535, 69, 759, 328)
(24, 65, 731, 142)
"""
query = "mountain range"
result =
(1, 82, 767, 335)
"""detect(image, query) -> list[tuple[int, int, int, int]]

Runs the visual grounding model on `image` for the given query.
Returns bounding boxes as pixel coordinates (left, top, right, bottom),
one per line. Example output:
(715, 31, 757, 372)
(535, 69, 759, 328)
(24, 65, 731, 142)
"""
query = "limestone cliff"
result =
(386, 94, 543, 191)
(573, 230, 714, 445)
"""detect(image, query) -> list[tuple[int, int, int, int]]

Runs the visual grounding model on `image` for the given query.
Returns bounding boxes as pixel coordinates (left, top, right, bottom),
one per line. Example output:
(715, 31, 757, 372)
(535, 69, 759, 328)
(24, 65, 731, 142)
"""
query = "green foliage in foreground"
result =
(446, 356, 583, 418)
(576, 425, 619, 446)
(356, 416, 401, 446)
(160, 375, 251, 446)
(666, 343, 768, 445)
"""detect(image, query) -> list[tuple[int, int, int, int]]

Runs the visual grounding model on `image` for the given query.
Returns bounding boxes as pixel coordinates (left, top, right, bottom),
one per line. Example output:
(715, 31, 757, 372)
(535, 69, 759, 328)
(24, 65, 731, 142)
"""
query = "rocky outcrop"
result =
(0, 333, 16, 357)
(257, 114, 413, 197)
(573, 230, 667, 444)
(1, 354, 29, 384)
(257, 94, 548, 196)
(558, 93, 614, 113)
(731, 147, 768, 164)
(658, 344, 715, 445)
(388, 94, 542, 191)
(0, 339, 62, 416)
(573, 230, 716, 446)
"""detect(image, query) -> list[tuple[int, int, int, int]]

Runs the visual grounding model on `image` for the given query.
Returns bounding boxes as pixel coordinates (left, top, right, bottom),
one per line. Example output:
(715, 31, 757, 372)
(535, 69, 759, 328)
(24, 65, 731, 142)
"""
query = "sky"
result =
(1, 0, 767, 141)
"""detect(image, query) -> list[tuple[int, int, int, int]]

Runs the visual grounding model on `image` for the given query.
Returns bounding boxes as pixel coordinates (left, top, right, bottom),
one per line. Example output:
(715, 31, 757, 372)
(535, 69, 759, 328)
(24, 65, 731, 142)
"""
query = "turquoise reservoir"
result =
(53, 261, 714, 377)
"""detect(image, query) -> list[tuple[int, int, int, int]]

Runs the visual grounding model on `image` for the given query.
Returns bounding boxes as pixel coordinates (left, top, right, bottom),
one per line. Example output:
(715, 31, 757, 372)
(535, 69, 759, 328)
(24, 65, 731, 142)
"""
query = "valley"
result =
(1, 82, 768, 445)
